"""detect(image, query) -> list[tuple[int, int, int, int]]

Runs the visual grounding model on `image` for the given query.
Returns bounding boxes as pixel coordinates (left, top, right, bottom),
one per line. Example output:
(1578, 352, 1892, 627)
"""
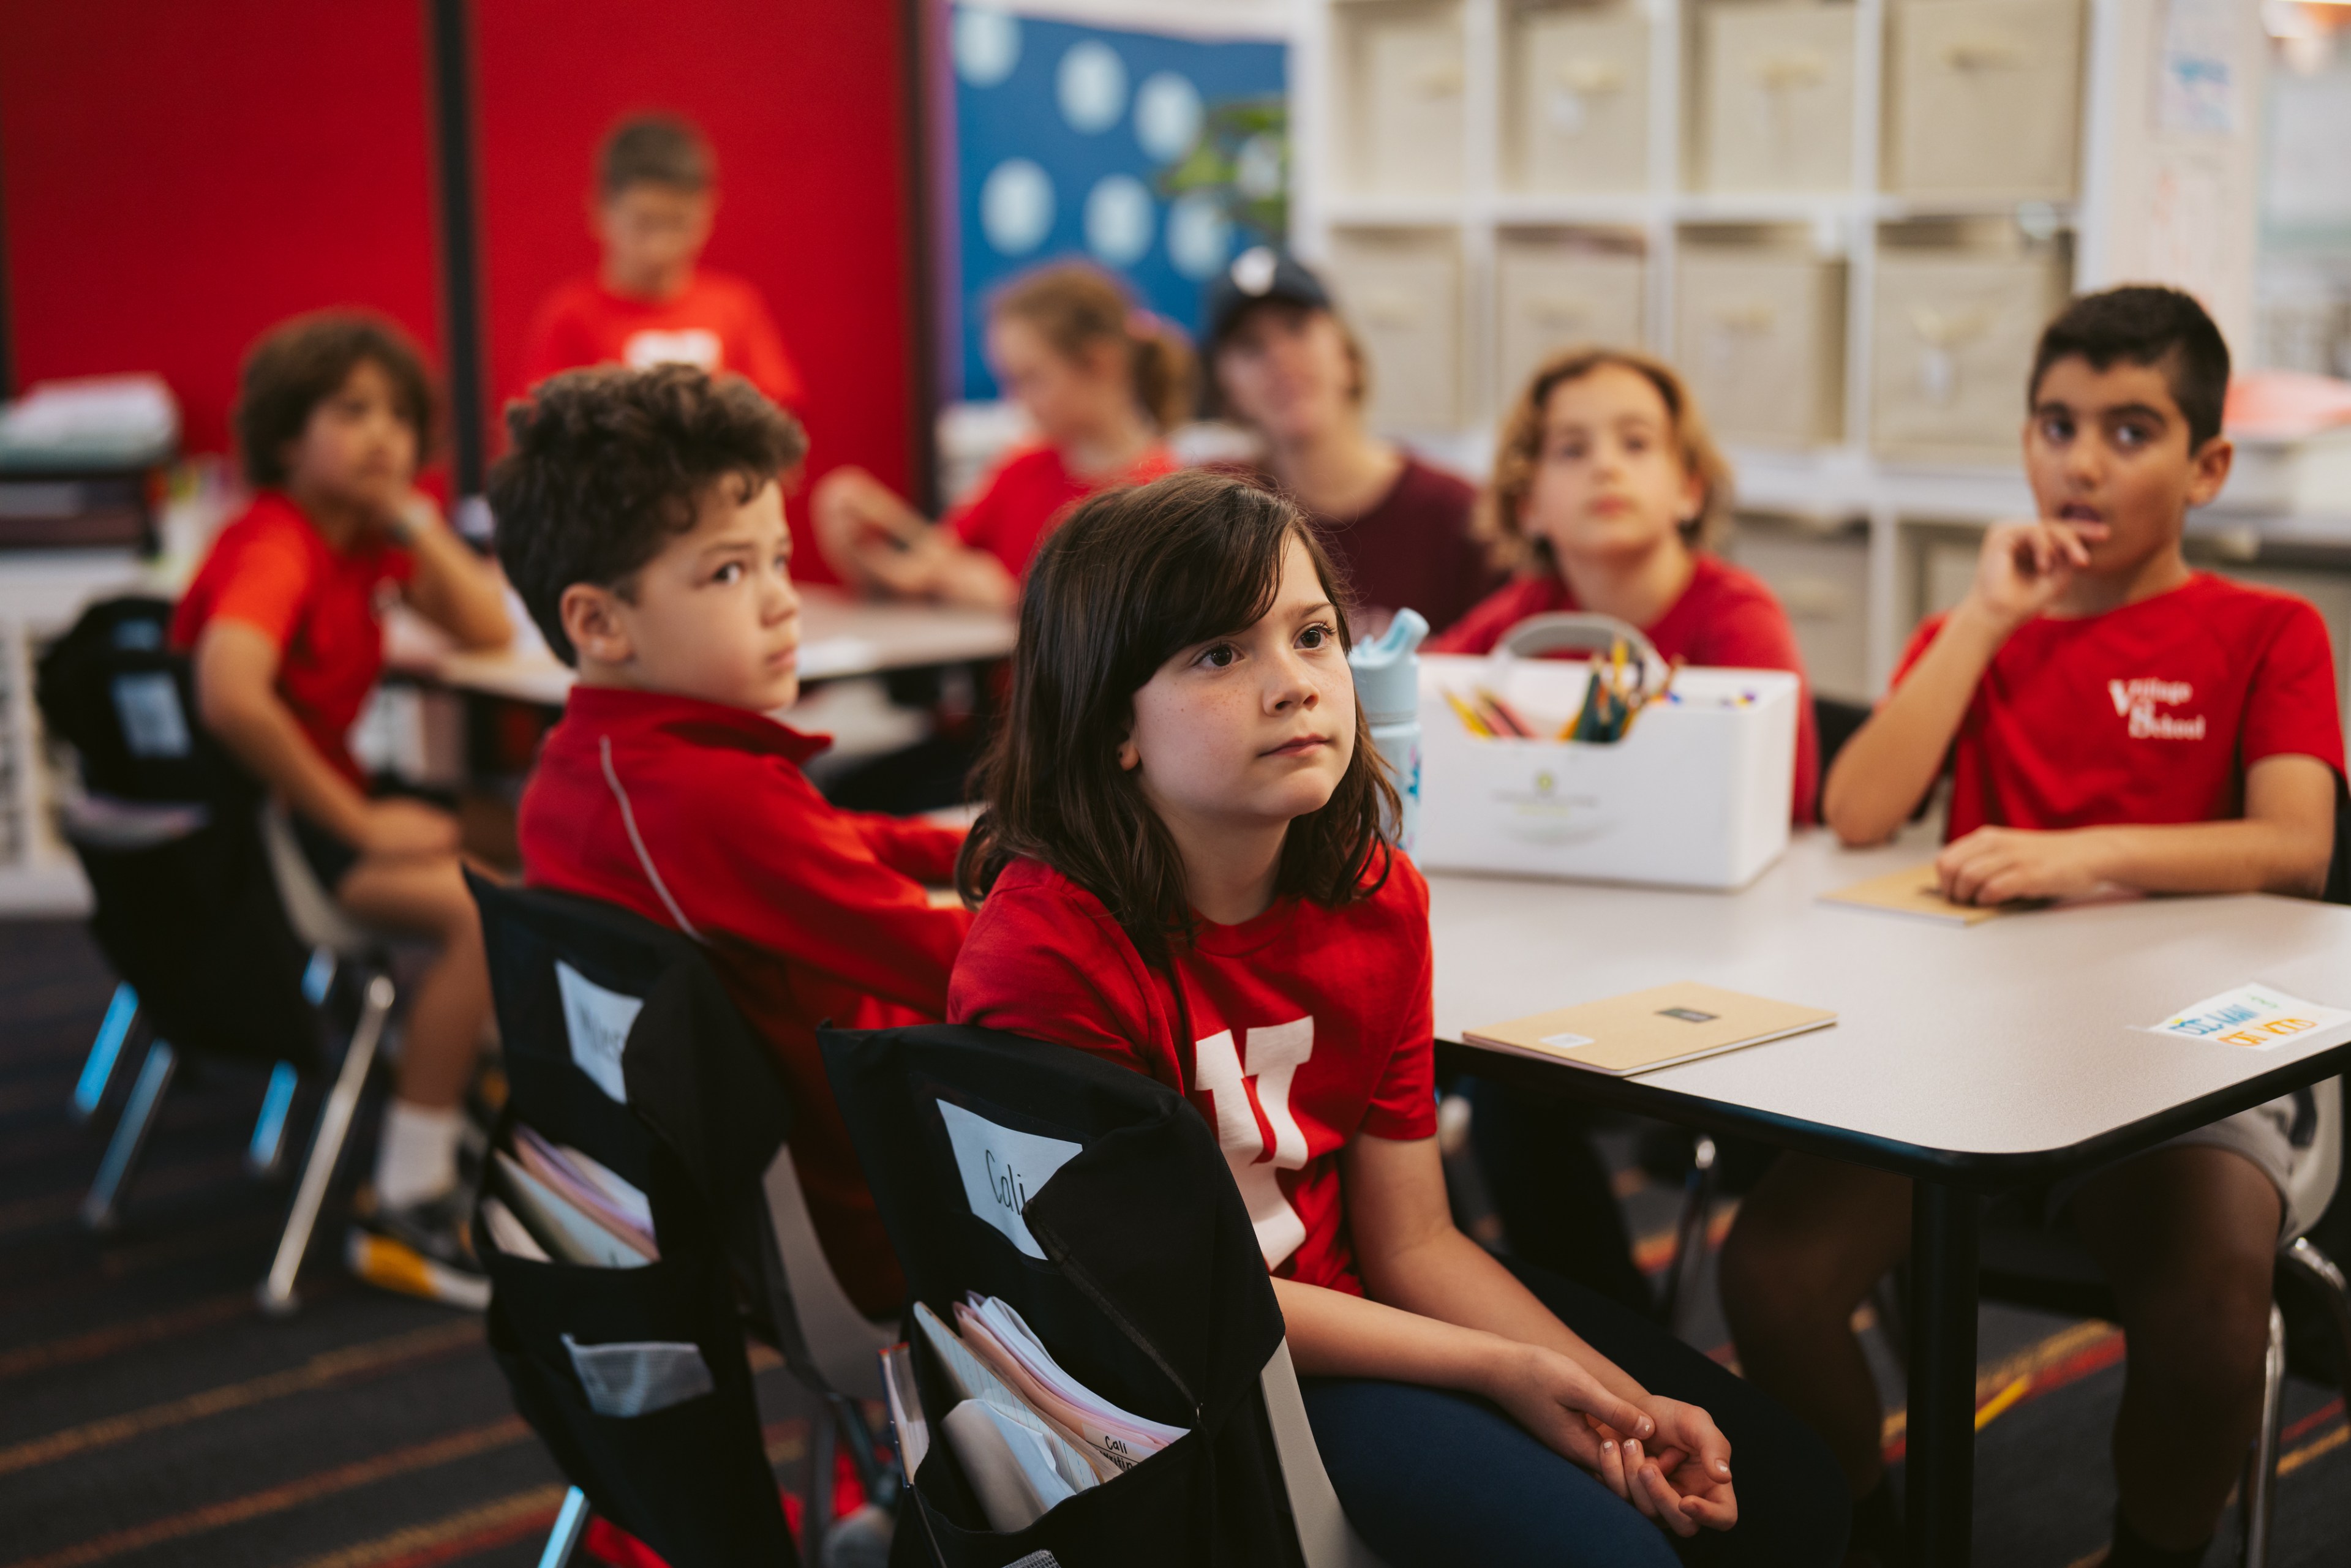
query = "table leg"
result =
(1906, 1179, 1979, 1566)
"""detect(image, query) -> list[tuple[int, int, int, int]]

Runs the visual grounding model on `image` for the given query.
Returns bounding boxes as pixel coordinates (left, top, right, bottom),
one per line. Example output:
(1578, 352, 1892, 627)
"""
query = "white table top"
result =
(385, 587, 1017, 708)
(1429, 829, 2351, 1174)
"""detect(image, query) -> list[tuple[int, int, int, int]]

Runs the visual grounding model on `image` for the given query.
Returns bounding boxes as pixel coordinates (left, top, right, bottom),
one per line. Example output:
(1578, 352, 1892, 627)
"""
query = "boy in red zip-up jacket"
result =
(491, 364, 968, 1314)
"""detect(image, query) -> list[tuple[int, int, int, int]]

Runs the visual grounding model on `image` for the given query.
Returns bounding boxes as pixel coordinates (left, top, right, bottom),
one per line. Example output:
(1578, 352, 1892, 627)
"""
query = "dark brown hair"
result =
(1480, 345, 1733, 573)
(991, 261, 1198, 433)
(2030, 285, 2231, 451)
(598, 113, 714, 199)
(958, 471, 1397, 963)
(235, 312, 439, 489)
(489, 365, 807, 665)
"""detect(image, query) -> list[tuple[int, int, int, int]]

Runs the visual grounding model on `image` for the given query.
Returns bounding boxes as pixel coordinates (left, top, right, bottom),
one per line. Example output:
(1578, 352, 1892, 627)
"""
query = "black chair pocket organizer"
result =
(470, 874, 807, 1567)
(822, 1023, 1301, 1568)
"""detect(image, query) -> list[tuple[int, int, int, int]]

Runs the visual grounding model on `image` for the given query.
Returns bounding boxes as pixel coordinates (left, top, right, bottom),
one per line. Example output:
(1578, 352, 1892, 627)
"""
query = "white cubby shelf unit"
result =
(1287, 0, 2285, 703)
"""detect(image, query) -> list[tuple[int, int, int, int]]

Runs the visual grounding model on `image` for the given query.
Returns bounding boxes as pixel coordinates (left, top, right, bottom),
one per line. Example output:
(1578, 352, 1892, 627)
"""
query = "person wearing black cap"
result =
(1203, 248, 1500, 636)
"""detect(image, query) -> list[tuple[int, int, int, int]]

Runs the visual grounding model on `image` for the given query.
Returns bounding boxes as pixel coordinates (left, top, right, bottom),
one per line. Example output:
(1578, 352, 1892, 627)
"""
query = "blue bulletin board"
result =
(946, 4, 1288, 402)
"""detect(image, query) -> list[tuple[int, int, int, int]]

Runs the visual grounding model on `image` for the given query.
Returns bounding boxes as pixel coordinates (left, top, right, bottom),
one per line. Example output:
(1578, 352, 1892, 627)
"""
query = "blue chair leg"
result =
(83, 1038, 176, 1231)
(70, 983, 140, 1122)
(247, 1062, 301, 1176)
(537, 1487, 590, 1568)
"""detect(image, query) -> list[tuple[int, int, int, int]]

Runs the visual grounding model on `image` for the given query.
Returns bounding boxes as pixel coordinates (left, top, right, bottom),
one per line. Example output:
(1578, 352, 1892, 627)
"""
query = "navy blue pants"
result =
(1301, 1261, 1847, 1567)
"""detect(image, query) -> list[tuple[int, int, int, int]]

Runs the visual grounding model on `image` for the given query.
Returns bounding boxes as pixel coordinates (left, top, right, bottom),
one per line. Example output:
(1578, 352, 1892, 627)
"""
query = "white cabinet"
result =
(1676, 238, 1846, 448)
(1886, 0, 2085, 200)
(1340, 3, 1469, 195)
(1511, 7, 1650, 193)
(1326, 230, 1466, 432)
(1869, 224, 2068, 462)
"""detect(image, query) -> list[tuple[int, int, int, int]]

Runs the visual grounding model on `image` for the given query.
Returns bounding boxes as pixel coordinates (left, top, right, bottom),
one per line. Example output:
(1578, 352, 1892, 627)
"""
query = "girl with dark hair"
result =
(948, 471, 1846, 1565)
(811, 261, 1188, 609)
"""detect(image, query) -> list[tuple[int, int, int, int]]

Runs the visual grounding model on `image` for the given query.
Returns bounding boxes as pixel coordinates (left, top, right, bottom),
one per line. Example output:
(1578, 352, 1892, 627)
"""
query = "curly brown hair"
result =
(488, 365, 807, 666)
(235, 313, 438, 489)
(957, 471, 1397, 965)
(1480, 346, 1733, 575)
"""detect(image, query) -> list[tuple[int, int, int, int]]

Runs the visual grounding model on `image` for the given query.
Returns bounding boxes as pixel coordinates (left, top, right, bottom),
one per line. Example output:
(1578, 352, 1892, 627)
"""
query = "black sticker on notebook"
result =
(1657, 1007, 1718, 1024)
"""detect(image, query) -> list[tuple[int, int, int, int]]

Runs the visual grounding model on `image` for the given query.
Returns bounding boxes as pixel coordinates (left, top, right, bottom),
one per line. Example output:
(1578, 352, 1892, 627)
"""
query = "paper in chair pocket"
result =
(562, 1334, 715, 1417)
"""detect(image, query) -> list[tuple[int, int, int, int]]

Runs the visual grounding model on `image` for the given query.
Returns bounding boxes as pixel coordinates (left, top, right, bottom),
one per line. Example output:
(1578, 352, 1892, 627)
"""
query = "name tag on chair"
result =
(555, 961, 642, 1103)
(935, 1100, 1081, 1260)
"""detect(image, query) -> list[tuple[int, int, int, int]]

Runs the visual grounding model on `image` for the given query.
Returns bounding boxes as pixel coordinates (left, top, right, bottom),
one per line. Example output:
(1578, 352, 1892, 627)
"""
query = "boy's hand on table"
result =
(1936, 825, 2109, 905)
(1969, 519, 2107, 629)
(359, 798, 462, 858)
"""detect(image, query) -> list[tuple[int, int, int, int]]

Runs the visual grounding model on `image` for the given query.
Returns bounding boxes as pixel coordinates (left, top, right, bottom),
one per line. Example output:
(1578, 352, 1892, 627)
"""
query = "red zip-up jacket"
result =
(517, 684, 971, 1314)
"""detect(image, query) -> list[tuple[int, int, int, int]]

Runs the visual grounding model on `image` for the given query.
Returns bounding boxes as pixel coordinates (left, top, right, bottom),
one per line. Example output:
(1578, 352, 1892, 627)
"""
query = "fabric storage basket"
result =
(1328, 229, 1464, 433)
(1416, 653, 1799, 888)
(1511, 7, 1649, 193)
(1675, 236, 1845, 448)
(1344, 2, 1466, 195)
(1494, 236, 1646, 410)
(1886, 0, 2084, 201)
(1869, 223, 2068, 462)
(1700, 1, 1856, 193)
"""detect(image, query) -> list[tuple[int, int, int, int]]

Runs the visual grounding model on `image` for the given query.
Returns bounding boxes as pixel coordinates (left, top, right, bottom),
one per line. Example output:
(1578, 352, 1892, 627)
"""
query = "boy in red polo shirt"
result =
(492, 364, 968, 1315)
(1720, 287, 2342, 1567)
(176, 313, 514, 1306)
(518, 114, 803, 411)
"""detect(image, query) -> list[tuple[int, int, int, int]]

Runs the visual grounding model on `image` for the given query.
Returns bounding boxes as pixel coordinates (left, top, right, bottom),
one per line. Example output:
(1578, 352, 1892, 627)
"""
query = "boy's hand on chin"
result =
(1936, 825, 2108, 906)
(1970, 519, 2106, 628)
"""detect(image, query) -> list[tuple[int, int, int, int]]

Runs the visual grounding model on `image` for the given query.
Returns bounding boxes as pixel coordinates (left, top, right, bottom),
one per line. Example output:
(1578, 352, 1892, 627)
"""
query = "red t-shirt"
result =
(519, 271, 805, 408)
(947, 850, 1439, 1296)
(1894, 573, 2346, 838)
(947, 442, 1181, 579)
(518, 684, 971, 1315)
(170, 491, 413, 787)
(1431, 555, 1821, 822)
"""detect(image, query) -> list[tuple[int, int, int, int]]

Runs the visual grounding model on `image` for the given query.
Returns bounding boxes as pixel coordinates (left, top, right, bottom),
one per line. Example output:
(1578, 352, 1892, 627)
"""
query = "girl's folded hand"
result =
(1480, 1343, 1655, 1491)
(1623, 1398, 1738, 1534)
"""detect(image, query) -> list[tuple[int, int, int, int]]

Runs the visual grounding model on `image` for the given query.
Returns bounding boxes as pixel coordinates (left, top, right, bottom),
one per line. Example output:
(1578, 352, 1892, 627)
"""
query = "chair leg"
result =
(809, 1395, 836, 1560)
(70, 982, 140, 1122)
(259, 973, 393, 1316)
(2278, 1236, 2351, 1388)
(1657, 1135, 1718, 1332)
(2239, 1303, 2287, 1568)
(536, 1486, 590, 1568)
(247, 1062, 301, 1177)
(81, 1038, 176, 1232)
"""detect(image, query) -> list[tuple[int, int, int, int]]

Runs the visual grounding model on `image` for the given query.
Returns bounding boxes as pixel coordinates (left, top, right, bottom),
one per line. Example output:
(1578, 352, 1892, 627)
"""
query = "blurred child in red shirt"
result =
(494, 366, 968, 1315)
(810, 263, 1185, 610)
(175, 313, 513, 1305)
(519, 114, 803, 411)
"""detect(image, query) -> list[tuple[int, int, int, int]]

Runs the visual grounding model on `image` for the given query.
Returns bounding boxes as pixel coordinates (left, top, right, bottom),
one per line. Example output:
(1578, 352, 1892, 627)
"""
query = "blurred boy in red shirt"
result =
(519, 114, 803, 411)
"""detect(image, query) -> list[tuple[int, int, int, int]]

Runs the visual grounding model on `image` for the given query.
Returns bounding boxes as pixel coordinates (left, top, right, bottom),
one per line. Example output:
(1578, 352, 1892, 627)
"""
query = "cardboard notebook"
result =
(1464, 981, 1837, 1077)
(1819, 863, 2021, 927)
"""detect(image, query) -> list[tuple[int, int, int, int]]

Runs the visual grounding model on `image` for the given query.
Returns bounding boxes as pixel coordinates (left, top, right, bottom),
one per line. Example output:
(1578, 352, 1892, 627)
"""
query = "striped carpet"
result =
(1, 916, 2344, 1564)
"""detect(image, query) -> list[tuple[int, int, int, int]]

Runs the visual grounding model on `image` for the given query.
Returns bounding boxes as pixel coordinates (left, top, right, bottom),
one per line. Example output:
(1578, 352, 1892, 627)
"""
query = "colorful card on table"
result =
(2145, 983, 2351, 1049)
(1819, 863, 2023, 926)
(1464, 981, 1837, 1077)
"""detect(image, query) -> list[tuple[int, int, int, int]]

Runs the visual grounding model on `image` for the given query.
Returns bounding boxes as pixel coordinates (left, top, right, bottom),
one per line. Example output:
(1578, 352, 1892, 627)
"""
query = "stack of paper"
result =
(480, 1123, 658, 1269)
(914, 1295, 1188, 1532)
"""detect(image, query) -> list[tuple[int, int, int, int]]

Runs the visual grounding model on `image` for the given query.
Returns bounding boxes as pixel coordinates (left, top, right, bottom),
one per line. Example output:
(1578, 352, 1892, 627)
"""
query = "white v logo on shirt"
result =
(1193, 1017, 1315, 1268)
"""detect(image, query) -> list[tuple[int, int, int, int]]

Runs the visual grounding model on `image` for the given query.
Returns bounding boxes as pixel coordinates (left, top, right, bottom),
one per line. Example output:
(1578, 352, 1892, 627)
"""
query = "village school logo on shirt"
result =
(623, 329, 723, 373)
(1192, 1018, 1316, 1268)
(2108, 677, 2206, 741)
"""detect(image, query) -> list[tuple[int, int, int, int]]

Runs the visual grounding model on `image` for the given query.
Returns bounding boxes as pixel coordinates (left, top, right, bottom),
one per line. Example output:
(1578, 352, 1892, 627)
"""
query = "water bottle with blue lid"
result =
(1349, 609, 1428, 855)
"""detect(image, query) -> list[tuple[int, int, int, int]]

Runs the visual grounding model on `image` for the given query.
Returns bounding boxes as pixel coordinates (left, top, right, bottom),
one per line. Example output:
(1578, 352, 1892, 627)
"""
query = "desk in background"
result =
(1431, 831, 2351, 1566)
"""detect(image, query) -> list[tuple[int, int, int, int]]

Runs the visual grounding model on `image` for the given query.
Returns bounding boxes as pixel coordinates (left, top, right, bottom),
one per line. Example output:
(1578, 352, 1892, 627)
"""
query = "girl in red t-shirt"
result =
(947, 472, 1845, 1565)
(811, 263, 1184, 609)
(1433, 348, 1818, 823)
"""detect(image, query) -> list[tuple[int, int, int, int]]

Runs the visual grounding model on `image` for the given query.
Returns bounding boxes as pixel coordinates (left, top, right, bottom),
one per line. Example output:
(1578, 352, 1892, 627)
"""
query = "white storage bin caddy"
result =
(1415, 618, 1799, 890)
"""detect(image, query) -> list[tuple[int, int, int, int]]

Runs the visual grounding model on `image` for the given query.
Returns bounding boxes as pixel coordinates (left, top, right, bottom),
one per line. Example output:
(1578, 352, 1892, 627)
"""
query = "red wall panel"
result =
(0, 0, 445, 461)
(472, 1, 917, 580)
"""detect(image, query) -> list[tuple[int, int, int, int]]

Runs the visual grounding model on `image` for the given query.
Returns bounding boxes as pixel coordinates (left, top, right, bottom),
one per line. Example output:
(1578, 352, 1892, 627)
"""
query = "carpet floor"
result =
(1, 917, 2342, 1565)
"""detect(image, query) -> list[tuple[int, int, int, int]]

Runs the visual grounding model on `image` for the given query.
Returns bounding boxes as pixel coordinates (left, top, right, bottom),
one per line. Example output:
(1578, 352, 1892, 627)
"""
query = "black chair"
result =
(35, 595, 402, 1313)
(465, 875, 899, 1568)
(820, 1020, 1385, 1567)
